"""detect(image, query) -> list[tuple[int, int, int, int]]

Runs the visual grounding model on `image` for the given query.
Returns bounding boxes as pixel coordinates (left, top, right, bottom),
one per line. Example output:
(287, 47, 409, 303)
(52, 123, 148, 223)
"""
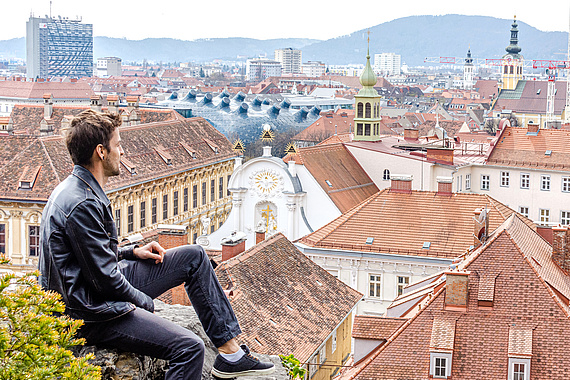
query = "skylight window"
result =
(325, 180, 333, 187)
(423, 242, 431, 249)
(366, 237, 374, 245)
(545, 150, 552, 156)
(536, 89, 541, 95)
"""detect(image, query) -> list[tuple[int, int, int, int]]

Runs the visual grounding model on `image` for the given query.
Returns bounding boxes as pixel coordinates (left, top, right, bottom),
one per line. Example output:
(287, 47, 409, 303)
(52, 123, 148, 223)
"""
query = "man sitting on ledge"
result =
(39, 110, 274, 380)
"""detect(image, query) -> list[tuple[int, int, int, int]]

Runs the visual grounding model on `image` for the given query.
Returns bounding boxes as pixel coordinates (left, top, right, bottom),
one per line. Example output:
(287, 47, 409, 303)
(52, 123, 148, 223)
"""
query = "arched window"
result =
(383, 169, 390, 181)
(365, 103, 371, 118)
(357, 103, 363, 118)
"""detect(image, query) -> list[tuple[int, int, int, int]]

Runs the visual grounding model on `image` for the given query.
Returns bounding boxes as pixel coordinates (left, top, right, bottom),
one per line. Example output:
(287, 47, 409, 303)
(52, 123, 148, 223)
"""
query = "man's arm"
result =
(66, 200, 154, 312)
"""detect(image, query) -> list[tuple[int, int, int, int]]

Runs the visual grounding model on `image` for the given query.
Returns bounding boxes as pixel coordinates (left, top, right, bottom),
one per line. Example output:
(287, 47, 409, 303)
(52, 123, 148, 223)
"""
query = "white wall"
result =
(206, 153, 341, 250)
(456, 164, 570, 225)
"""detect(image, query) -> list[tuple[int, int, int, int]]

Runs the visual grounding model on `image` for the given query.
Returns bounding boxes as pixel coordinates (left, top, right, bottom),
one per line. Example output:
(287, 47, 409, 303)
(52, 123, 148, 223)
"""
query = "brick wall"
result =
(156, 229, 192, 306)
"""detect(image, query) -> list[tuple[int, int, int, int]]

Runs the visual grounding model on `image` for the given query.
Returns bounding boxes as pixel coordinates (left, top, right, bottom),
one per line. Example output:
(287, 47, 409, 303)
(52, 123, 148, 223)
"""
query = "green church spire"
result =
(358, 31, 379, 97)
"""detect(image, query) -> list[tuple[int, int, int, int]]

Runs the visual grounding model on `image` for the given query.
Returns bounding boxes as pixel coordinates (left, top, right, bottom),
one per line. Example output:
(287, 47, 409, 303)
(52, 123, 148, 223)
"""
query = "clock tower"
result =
(501, 16, 524, 91)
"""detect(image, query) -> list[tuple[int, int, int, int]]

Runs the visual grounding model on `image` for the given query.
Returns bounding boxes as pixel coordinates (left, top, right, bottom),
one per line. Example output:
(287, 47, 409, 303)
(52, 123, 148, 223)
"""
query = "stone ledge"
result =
(74, 300, 289, 380)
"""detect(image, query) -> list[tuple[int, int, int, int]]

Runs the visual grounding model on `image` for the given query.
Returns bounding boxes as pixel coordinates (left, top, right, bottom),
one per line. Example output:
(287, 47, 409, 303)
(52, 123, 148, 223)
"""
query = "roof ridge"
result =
(0, 137, 38, 173)
(218, 233, 285, 270)
(39, 138, 61, 183)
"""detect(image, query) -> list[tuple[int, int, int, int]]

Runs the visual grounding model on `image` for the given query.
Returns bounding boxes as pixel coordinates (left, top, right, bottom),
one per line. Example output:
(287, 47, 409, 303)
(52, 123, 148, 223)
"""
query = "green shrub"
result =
(0, 271, 101, 379)
(280, 353, 307, 380)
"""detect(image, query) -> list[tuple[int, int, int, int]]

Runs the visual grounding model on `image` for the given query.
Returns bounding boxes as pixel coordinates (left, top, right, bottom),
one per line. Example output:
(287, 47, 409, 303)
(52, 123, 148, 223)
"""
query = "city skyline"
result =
(3, 0, 570, 42)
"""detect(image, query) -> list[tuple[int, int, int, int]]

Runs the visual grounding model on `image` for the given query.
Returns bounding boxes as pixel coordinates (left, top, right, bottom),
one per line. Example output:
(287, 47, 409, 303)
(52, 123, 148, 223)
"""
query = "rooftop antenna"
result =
(49, 0, 52, 18)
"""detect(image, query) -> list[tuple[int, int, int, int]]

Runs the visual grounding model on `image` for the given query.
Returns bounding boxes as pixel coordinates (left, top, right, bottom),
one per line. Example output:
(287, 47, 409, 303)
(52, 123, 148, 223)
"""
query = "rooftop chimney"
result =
(437, 176, 453, 196)
(403, 128, 419, 141)
(527, 120, 539, 135)
(473, 208, 489, 249)
(444, 271, 470, 311)
(155, 224, 190, 306)
(90, 95, 102, 112)
(426, 147, 454, 165)
(552, 226, 570, 272)
(43, 93, 53, 119)
(390, 174, 413, 194)
(255, 223, 266, 245)
(107, 95, 119, 114)
(157, 224, 188, 249)
(221, 231, 247, 262)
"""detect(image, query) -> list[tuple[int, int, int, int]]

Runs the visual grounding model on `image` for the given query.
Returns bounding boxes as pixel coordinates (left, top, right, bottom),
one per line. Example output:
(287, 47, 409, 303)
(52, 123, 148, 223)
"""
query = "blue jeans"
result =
(78, 245, 242, 380)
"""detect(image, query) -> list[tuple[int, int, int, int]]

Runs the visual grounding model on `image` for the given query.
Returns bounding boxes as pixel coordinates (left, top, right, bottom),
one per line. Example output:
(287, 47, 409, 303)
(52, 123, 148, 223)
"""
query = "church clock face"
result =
(254, 170, 279, 194)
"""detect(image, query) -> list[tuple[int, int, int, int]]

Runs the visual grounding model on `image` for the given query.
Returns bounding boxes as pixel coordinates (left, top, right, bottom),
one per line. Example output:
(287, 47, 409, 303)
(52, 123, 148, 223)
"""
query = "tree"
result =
(0, 272, 101, 379)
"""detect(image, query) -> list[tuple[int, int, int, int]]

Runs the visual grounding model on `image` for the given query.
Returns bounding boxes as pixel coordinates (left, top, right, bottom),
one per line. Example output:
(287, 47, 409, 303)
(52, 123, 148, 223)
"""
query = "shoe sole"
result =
(212, 366, 275, 378)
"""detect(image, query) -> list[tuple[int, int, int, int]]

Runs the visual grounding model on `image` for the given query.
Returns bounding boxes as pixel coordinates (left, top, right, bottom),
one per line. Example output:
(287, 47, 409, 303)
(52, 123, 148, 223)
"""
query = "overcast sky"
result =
(4, 0, 570, 41)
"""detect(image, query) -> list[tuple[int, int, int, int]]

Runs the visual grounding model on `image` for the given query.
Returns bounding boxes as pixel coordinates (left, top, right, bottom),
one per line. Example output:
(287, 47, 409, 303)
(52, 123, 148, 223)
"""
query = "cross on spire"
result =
(367, 30, 371, 56)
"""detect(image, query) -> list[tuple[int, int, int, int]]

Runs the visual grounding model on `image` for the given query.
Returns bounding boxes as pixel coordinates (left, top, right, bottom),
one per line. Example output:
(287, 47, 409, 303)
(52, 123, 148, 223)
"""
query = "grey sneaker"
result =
(212, 345, 275, 378)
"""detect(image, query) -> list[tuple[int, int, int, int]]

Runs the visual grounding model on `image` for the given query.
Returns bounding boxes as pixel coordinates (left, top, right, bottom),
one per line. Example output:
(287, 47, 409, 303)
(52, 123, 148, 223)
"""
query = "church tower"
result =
(463, 47, 474, 90)
(353, 35, 382, 142)
(501, 16, 524, 91)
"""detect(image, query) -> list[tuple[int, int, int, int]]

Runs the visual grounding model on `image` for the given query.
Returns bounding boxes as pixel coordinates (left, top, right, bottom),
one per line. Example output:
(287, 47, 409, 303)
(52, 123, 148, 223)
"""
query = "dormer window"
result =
(180, 142, 197, 159)
(203, 138, 219, 154)
(155, 145, 172, 165)
(18, 165, 41, 190)
(429, 353, 452, 379)
(121, 158, 137, 175)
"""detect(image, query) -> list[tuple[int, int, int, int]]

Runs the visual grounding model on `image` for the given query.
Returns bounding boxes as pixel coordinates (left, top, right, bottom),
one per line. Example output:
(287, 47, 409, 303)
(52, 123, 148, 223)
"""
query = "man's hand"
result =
(133, 241, 166, 264)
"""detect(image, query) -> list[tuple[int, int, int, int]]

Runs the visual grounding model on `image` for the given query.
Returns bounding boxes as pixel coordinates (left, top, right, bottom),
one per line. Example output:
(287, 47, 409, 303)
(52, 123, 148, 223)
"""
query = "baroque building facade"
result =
(0, 99, 236, 270)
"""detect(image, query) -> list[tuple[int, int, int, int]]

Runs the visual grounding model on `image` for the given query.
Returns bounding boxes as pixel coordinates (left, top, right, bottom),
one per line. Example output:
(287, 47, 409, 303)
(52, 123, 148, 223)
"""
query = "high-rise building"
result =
(301, 61, 326, 77)
(26, 15, 93, 79)
(373, 52, 401, 76)
(274, 48, 302, 74)
(246, 59, 282, 81)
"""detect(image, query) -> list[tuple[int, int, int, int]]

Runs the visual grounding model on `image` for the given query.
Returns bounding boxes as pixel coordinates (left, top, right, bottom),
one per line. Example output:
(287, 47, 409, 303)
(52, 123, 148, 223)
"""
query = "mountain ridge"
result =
(1, 15, 567, 67)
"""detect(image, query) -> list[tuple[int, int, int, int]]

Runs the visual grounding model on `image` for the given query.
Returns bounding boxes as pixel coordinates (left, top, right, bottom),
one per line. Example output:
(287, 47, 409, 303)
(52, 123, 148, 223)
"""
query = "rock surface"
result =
(74, 300, 289, 380)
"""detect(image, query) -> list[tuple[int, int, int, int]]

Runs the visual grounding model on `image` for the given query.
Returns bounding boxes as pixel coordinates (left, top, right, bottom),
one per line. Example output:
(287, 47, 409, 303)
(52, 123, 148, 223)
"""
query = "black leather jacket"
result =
(39, 165, 154, 322)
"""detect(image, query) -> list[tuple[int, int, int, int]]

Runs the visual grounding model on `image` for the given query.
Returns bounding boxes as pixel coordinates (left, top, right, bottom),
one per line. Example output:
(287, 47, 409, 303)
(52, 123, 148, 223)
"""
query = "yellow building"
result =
(500, 17, 524, 91)
(0, 99, 236, 270)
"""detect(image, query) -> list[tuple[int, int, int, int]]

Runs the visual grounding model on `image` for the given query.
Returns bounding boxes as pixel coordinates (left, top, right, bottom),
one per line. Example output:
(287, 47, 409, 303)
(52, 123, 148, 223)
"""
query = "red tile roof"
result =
(8, 104, 177, 135)
(487, 126, 570, 171)
(298, 188, 535, 259)
(215, 233, 362, 362)
(345, 213, 570, 380)
(352, 316, 406, 340)
(293, 109, 355, 143)
(0, 80, 94, 99)
(0, 116, 235, 202)
(293, 143, 379, 213)
(492, 80, 567, 115)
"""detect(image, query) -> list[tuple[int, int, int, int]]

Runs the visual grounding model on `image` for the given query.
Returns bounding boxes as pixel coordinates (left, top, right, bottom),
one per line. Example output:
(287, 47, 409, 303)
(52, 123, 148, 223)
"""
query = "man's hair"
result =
(66, 110, 122, 166)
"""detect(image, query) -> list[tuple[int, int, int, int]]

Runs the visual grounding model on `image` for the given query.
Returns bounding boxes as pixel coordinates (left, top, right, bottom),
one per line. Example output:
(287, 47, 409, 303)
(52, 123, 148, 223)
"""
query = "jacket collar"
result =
(71, 165, 111, 207)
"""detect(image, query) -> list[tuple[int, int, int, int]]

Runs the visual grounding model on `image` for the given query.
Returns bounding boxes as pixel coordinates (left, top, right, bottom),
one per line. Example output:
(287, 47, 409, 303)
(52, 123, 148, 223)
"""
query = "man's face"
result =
(103, 129, 124, 177)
